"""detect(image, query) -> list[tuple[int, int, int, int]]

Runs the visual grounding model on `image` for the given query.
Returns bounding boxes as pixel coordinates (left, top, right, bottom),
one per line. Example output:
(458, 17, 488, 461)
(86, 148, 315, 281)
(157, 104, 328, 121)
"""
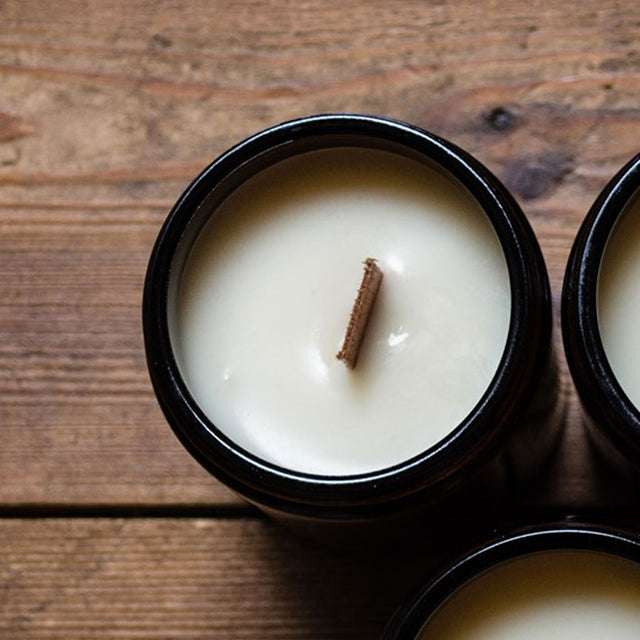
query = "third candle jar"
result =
(143, 114, 559, 539)
(383, 524, 640, 639)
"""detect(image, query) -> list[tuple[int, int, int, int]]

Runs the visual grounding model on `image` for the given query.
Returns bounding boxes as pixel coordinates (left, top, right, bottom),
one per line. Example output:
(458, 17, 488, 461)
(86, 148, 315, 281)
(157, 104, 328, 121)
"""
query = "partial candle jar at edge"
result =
(143, 114, 561, 543)
(563, 152, 640, 492)
(383, 524, 640, 639)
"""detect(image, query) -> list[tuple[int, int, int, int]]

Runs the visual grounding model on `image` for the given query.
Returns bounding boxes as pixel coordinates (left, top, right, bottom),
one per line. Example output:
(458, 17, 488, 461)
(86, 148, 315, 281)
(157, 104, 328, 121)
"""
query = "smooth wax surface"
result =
(172, 148, 511, 475)
(417, 550, 640, 639)
(598, 194, 640, 408)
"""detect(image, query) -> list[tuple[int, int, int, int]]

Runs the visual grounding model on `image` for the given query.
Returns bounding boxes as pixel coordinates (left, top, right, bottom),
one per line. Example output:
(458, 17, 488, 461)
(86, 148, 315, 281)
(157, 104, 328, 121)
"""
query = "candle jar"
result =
(143, 114, 559, 542)
(563, 153, 640, 486)
(383, 524, 640, 639)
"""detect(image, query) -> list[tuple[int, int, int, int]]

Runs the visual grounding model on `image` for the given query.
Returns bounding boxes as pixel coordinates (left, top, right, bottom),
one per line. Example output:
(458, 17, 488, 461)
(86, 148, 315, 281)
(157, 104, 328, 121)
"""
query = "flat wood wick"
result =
(337, 258, 383, 369)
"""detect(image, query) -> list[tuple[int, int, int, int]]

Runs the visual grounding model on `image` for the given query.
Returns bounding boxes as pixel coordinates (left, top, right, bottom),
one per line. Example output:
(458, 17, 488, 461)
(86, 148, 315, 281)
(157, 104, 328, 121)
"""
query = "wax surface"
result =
(599, 194, 640, 408)
(417, 550, 640, 639)
(172, 148, 511, 475)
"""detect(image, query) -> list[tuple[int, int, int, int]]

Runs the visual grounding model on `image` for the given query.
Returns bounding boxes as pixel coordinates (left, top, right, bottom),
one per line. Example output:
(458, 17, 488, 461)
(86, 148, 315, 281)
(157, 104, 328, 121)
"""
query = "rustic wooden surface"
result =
(2, 1, 640, 637)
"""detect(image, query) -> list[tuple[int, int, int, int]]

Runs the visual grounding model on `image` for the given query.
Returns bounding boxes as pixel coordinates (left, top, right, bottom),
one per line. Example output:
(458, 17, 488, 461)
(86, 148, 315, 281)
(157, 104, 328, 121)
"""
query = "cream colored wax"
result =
(416, 550, 640, 639)
(171, 148, 511, 475)
(599, 195, 640, 408)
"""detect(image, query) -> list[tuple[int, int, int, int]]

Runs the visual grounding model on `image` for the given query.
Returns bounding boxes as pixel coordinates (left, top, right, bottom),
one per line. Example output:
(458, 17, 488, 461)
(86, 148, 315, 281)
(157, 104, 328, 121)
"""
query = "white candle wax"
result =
(171, 147, 511, 476)
(416, 550, 640, 639)
(598, 195, 640, 407)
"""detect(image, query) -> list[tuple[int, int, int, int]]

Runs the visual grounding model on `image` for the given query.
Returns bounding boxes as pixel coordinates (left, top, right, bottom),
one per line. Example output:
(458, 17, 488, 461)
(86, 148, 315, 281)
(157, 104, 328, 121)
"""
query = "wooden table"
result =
(2, 1, 640, 637)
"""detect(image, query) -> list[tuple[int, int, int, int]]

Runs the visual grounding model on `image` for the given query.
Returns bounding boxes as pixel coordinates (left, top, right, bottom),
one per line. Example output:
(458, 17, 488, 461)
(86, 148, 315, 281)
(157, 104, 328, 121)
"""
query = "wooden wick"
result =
(337, 258, 383, 369)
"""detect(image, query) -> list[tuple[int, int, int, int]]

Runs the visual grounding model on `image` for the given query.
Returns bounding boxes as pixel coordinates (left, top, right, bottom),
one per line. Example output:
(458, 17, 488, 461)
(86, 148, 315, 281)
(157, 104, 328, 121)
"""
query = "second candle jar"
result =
(563, 152, 640, 482)
(143, 114, 559, 538)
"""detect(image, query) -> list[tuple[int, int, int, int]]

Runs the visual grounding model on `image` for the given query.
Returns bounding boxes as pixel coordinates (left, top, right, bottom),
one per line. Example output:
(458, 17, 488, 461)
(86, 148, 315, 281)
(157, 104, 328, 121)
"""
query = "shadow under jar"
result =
(383, 524, 640, 639)
(563, 153, 640, 490)
(143, 114, 559, 544)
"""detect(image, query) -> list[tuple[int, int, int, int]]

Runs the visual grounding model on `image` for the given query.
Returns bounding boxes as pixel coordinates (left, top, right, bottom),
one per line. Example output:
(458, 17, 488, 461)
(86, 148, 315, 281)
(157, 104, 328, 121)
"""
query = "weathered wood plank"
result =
(0, 517, 444, 639)
(1, 0, 640, 507)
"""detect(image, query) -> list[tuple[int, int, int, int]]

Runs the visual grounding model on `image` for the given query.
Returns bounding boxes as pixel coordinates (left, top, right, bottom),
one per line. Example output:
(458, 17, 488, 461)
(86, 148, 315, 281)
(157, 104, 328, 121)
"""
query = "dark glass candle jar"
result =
(563, 153, 640, 482)
(383, 524, 640, 639)
(143, 114, 559, 541)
